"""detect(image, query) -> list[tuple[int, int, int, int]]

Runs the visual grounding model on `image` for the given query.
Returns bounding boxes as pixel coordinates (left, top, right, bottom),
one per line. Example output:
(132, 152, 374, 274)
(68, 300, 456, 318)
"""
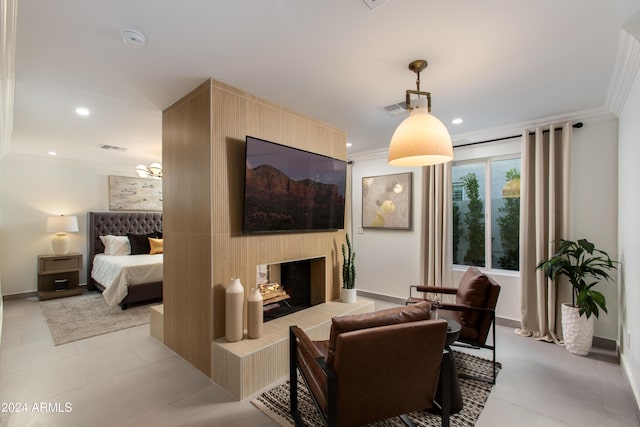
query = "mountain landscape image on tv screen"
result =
(243, 136, 346, 233)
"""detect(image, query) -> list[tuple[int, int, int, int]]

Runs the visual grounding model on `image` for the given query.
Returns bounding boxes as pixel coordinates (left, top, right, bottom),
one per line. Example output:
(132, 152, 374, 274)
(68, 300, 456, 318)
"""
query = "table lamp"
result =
(46, 215, 79, 254)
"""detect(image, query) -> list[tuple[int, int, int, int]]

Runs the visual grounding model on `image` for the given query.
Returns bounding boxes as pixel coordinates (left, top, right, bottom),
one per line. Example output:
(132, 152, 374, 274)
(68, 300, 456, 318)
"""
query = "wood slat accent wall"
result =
(163, 80, 213, 375)
(162, 79, 348, 378)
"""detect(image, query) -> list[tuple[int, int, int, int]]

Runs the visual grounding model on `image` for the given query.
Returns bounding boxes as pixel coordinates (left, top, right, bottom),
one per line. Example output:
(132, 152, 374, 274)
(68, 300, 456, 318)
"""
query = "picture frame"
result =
(108, 175, 163, 211)
(362, 172, 412, 230)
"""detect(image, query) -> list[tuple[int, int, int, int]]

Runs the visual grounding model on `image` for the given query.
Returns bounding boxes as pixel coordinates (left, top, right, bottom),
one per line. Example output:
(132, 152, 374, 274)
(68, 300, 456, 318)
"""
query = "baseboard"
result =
(356, 290, 407, 306)
(2, 291, 37, 301)
(2, 285, 89, 302)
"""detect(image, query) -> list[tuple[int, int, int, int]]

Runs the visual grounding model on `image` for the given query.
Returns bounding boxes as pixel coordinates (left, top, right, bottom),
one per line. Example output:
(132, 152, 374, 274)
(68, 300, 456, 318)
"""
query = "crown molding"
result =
(605, 29, 640, 118)
(450, 107, 615, 147)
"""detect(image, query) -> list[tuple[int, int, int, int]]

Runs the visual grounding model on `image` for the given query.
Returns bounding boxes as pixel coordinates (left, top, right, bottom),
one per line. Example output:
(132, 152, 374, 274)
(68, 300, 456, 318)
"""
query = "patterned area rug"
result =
(253, 351, 500, 427)
(40, 292, 153, 345)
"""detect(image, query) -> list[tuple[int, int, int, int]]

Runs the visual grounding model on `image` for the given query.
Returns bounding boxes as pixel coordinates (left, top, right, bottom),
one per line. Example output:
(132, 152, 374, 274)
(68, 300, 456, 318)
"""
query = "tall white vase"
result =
(225, 278, 244, 342)
(561, 303, 594, 356)
(247, 288, 264, 339)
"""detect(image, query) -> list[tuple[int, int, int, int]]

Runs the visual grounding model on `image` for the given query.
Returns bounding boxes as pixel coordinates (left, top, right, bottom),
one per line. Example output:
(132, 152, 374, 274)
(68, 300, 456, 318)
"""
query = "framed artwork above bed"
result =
(108, 175, 162, 211)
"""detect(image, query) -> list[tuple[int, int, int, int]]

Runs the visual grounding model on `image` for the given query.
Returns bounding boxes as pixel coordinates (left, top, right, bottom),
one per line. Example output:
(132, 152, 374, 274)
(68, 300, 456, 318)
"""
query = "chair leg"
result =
(398, 414, 417, 427)
(289, 328, 303, 426)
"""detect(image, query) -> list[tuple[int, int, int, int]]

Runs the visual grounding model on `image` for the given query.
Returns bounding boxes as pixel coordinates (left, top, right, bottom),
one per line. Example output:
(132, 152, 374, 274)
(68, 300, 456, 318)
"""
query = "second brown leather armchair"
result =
(408, 267, 501, 384)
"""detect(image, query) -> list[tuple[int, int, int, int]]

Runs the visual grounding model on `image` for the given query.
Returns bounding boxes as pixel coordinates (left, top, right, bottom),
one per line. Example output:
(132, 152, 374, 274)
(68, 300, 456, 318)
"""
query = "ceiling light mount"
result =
(120, 29, 146, 48)
(405, 59, 431, 112)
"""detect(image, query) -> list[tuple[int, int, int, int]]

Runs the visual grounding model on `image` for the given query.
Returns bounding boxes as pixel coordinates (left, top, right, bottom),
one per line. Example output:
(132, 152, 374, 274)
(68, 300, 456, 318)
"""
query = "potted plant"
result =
(341, 233, 356, 303)
(536, 238, 618, 355)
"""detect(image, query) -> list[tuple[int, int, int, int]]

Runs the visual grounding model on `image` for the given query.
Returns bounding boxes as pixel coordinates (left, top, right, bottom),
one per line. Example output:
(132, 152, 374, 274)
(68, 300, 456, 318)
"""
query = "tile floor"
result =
(0, 296, 638, 426)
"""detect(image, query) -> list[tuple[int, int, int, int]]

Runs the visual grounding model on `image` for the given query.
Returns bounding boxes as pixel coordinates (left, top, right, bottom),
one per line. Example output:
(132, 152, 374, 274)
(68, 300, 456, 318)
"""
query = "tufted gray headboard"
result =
(87, 211, 163, 261)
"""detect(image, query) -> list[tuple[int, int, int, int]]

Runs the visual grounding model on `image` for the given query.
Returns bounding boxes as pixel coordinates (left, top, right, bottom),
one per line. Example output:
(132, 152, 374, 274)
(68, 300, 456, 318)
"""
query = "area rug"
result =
(40, 292, 153, 345)
(253, 351, 501, 427)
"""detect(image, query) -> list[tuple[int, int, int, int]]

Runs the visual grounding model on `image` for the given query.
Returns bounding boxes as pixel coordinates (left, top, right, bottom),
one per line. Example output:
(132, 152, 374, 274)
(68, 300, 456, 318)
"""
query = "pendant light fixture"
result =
(388, 60, 453, 167)
(136, 163, 162, 179)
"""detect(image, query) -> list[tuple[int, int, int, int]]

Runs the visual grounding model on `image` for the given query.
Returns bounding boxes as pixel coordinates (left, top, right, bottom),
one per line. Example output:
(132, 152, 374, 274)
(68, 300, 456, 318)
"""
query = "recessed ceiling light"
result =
(452, 118, 463, 125)
(346, 142, 353, 148)
(75, 107, 90, 116)
(48, 151, 57, 156)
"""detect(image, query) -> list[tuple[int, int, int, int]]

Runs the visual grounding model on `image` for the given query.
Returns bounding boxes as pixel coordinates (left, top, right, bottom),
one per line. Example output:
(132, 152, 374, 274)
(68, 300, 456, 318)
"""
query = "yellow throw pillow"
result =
(149, 237, 163, 255)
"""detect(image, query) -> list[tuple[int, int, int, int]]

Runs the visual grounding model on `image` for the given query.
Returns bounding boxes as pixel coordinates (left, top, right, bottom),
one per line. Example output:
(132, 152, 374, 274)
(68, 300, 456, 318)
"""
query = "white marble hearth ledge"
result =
(212, 298, 376, 400)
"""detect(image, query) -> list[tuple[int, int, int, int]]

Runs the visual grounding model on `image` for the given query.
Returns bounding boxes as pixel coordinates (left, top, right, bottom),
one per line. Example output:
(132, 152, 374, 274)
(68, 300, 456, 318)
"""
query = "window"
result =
(452, 157, 521, 271)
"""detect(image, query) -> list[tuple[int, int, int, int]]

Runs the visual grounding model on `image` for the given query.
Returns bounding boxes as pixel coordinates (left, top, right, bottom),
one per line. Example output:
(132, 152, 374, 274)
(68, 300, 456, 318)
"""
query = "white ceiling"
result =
(9, 0, 640, 167)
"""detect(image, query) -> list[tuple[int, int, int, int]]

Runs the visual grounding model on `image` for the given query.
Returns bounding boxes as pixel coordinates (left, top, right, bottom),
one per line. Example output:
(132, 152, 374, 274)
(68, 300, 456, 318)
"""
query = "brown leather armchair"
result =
(289, 302, 450, 427)
(408, 267, 501, 384)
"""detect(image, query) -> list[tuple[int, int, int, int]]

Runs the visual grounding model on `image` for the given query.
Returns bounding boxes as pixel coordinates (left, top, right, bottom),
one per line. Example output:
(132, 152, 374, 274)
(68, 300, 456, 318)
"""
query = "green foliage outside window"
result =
(452, 203, 461, 264)
(496, 168, 520, 270)
(461, 173, 485, 266)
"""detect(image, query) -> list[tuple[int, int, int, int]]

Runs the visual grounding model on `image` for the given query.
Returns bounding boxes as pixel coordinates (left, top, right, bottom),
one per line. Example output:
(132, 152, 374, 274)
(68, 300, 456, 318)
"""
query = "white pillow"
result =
(100, 235, 131, 256)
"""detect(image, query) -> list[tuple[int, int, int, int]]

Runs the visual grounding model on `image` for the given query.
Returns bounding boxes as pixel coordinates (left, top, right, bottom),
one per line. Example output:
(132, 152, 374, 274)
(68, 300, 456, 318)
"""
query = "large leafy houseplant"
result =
(536, 238, 618, 319)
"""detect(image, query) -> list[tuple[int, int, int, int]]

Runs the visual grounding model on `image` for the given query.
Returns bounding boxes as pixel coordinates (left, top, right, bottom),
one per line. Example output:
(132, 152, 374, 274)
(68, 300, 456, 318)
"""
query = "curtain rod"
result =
(454, 122, 583, 149)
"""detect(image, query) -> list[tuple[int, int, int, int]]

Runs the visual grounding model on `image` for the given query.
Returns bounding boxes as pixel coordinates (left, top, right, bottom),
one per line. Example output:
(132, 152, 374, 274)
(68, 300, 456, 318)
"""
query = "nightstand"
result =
(37, 253, 83, 300)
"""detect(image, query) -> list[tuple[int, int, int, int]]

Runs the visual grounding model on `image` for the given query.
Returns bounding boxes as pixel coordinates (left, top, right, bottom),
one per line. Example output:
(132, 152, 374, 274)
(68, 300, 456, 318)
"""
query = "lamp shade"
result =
(46, 215, 79, 233)
(388, 106, 454, 167)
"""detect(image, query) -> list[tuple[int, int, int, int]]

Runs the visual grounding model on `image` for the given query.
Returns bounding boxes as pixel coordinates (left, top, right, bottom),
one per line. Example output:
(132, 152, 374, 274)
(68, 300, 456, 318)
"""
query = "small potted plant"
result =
(341, 233, 356, 303)
(536, 238, 618, 355)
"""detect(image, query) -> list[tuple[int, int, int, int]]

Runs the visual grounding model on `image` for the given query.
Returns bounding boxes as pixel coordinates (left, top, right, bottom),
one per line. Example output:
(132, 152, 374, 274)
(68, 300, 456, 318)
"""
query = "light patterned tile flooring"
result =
(1, 297, 638, 426)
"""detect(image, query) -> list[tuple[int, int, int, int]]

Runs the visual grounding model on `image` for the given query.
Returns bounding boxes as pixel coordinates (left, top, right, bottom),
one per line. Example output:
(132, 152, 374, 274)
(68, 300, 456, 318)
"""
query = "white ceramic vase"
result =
(341, 288, 357, 304)
(561, 303, 594, 356)
(225, 278, 244, 342)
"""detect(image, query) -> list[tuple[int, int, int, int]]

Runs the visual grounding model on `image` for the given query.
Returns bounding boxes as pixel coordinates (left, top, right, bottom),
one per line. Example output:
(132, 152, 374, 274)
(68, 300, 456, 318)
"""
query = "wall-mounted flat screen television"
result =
(243, 136, 346, 234)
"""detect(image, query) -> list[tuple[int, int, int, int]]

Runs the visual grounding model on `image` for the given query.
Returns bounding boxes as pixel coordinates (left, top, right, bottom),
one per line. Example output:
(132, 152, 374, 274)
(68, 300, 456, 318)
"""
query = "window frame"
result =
(452, 153, 521, 275)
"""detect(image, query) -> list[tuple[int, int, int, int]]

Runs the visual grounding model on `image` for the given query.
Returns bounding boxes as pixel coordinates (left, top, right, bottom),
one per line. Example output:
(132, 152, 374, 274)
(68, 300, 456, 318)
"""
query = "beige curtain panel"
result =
(516, 122, 573, 343)
(423, 162, 453, 287)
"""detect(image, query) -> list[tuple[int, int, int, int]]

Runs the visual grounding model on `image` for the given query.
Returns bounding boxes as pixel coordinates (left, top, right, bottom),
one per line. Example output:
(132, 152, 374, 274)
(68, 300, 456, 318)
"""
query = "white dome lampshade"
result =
(46, 215, 79, 255)
(388, 104, 453, 167)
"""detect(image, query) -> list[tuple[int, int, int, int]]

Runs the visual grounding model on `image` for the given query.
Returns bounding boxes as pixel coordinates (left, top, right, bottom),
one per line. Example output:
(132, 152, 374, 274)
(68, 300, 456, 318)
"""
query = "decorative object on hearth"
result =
(135, 162, 162, 179)
(248, 287, 264, 339)
(46, 214, 79, 255)
(536, 238, 618, 355)
(388, 59, 453, 167)
(225, 277, 245, 342)
(341, 233, 356, 303)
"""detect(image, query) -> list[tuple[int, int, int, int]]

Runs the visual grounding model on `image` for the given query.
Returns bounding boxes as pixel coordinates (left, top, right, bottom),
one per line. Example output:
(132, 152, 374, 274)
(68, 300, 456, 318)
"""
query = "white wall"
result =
(349, 118, 620, 339)
(0, 153, 137, 296)
(618, 58, 640, 407)
(350, 153, 424, 300)
(572, 119, 619, 339)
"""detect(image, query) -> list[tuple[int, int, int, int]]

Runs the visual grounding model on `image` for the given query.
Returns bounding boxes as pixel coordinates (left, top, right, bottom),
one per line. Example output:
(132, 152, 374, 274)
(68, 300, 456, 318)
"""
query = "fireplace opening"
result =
(259, 257, 325, 322)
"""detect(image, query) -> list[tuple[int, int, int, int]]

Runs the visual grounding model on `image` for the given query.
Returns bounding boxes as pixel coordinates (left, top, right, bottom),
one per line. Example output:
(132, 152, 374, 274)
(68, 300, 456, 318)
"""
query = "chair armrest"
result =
(439, 302, 496, 315)
(416, 285, 458, 295)
(290, 325, 326, 360)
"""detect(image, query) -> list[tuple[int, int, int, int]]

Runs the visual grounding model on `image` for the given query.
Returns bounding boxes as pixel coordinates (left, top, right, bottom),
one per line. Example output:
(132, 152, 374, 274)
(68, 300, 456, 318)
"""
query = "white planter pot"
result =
(561, 303, 594, 356)
(341, 288, 357, 304)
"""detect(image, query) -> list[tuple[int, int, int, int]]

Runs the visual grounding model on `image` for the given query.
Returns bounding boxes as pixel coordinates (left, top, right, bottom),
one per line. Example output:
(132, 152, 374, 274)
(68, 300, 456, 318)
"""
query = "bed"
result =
(88, 211, 163, 309)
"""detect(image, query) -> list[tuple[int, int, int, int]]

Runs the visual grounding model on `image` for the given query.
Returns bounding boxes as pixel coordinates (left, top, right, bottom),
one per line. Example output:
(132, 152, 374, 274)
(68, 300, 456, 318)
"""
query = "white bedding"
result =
(91, 254, 163, 307)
